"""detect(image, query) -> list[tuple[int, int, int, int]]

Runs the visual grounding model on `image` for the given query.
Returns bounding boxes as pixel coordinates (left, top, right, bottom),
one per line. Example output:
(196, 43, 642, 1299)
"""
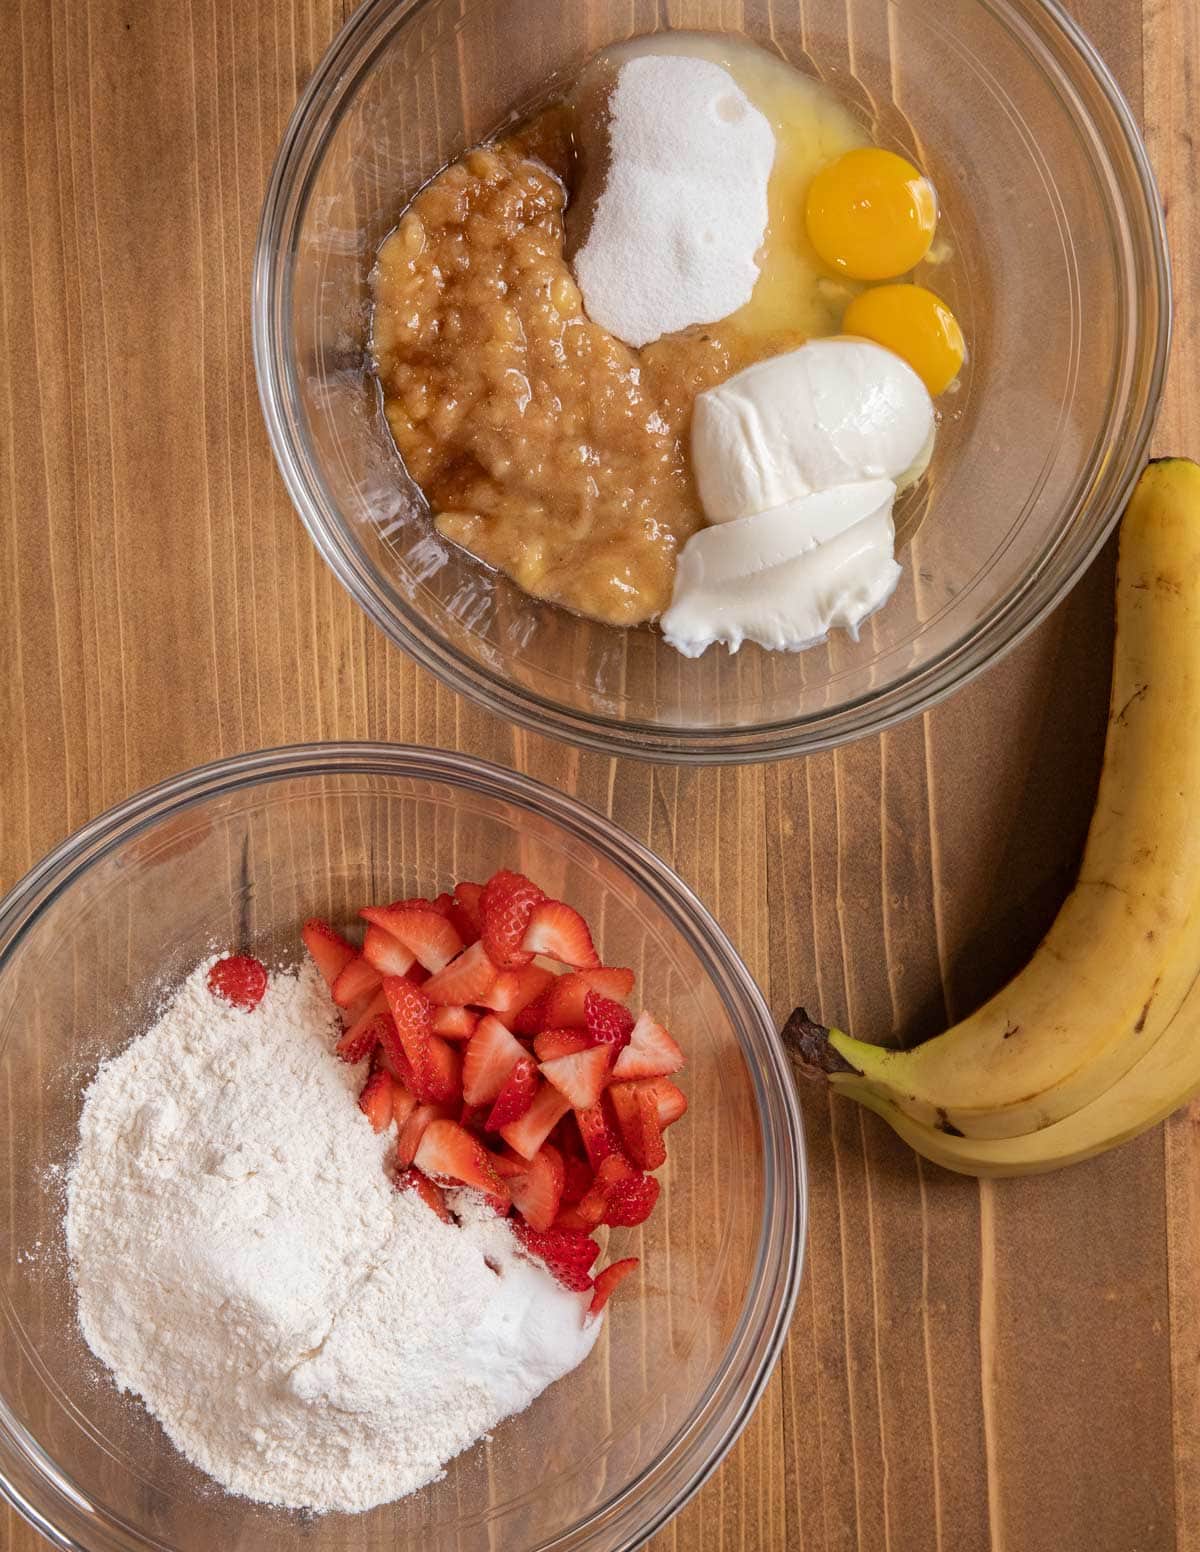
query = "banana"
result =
(793, 458, 1200, 1143)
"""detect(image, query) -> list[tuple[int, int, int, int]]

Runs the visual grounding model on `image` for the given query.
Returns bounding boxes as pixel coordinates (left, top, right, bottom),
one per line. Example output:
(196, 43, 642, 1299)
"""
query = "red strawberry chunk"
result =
(590, 1257, 639, 1316)
(415, 1119, 510, 1206)
(431, 1004, 479, 1040)
(301, 919, 356, 989)
(500, 1082, 571, 1160)
(462, 1015, 526, 1106)
(544, 968, 635, 1028)
(362, 923, 417, 978)
(575, 1100, 628, 1172)
(485, 1055, 539, 1130)
(507, 1141, 565, 1232)
(332, 954, 383, 1010)
(539, 1044, 613, 1110)
(611, 1011, 685, 1081)
(358, 1063, 394, 1134)
(577, 1153, 634, 1226)
(481, 869, 545, 969)
(423, 939, 499, 1006)
(603, 1171, 660, 1227)
(552, 1205, 594, 1232)
(207, 954, 268, 1012)
(335, 988, 389, 1062)
(644, 1075, 688, 1129)
(560, 1154, 594, 1205)
(512, 987, 555, 1037)
(584, 990, 635, 1048)
(511, 1223, 600, 1292)
(608, 1080, 667, 1171)
(478, 962, 556, 1015)
(533, 1028, 594, 1062)
(396, 1101, 454, 1168)
(452, 881, 485, 940)
(362, 905, 463, 973)
(521, 900, 600, 969)
(488, 1148, 530, 1180)
(382, 976, 460, 1104)
(392, 1082, 418, 1130)
(394, 1166, 451, 1223)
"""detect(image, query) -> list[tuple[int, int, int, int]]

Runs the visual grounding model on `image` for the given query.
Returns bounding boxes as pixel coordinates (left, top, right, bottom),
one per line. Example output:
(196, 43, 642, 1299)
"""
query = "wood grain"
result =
(1, 0, 1196, 1548)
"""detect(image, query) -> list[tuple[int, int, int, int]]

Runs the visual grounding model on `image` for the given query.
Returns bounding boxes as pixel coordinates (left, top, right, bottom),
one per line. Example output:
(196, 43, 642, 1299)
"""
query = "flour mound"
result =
(65, 960, 599, 1514)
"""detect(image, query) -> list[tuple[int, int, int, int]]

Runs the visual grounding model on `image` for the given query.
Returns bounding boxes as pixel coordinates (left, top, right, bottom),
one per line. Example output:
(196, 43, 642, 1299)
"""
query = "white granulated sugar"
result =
(65, 959, 599, 1514)
(573, 55, 775, 347)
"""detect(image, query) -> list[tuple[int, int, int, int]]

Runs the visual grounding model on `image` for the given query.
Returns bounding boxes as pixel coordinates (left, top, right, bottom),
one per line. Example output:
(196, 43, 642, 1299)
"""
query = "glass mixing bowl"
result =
(253, 0, 1169, 761)
(0, 745, 803, 1551)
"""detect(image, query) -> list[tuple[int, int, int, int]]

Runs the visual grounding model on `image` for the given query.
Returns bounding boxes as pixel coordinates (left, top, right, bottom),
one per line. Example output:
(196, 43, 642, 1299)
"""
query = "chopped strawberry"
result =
(550, 1112, 588, 1159)
(485, 1055, 539, 1130)
(431, 1004, 479, 1040)
(331, 954, 383, 1010)
(374, 1013, 415, 1085)
(603, 1171, 660, 1227)
(361, 905, 463, 974)
(543, 968, 635, 1028)
(394, 1166, 451, 1223)
(358, 1062, 394, 1133)
(644, 1075, 688, 1129)
(539, 1045, 613, 1110)
(512, 987, 555, 1037)
(423, 939, 499, 1006)
(462, 1015, 526, 1106)
(396, 1101, 453, 1168)
(301, 919, 356, 989)
(575, 1100, 628, 1172)
(382, 976, 459, 1104)
(577, 1154, 635, 1226)
(500, 1082, 571, 1160)
(478, 962, 556, 1015)
(533, 1028, 594, 1062)
(552, 1205, 594, 1232)
(584, 991, 635, 1048)
(415, 1119, 510, 1206)
(392, 1082, 418, 1129)
(335, 988, 389, 1062)
(488, 1148, 530, 1180)
(560, 1153, 594, 1205)
(608, 1080, 667, 1170)
(481, 869, 545, 969)
(589, 1257, 639, 1316)
(361, 923, 417, 978)
(507, 1141, 565, 1232)
(207, 954, 268, 1012)
(521, 900, 600, 969)
(452, 881, 485, 940)
(611, 1011, 685, 1081)
(511, 1223, 600, 1292)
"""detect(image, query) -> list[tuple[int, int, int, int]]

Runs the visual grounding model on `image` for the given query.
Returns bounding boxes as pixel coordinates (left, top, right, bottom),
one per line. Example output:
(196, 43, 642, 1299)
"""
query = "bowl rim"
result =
(0, 741, 806, 1552)
(252, 0, 1170, 764)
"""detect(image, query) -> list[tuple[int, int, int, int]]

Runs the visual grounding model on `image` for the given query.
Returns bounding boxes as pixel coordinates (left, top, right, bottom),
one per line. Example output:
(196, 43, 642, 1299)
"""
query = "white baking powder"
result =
(65, 959, 599, 1514)
(572, 54, 775, 347)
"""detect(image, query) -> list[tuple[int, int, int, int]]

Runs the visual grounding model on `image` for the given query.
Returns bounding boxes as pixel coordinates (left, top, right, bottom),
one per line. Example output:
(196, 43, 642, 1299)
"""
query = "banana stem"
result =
(781, 1007, 860, 1080)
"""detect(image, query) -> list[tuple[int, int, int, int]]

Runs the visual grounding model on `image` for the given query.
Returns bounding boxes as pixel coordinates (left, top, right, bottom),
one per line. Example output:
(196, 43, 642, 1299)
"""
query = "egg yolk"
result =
(805, 148, 938, 281)
(842, 283, 965, 396)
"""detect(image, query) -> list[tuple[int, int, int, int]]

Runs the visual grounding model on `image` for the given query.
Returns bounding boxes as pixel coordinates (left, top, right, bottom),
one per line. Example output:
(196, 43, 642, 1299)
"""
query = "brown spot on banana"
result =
(1113, 683, 1149, 725)
(935, 1109, 965, 1137)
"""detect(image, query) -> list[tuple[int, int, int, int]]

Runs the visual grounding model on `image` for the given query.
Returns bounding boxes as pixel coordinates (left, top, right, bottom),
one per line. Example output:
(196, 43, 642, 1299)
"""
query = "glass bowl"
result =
(253, 0, 1169, 762)
(0, 744, 803, 1551)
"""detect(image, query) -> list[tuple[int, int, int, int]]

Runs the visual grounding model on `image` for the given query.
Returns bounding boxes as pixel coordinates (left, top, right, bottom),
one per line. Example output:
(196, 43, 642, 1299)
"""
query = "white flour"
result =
(65, 959, 599, 1514)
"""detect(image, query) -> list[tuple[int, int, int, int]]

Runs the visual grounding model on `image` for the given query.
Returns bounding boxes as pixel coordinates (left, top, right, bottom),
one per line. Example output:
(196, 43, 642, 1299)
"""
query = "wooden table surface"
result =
(3, 1, 1198, 1548)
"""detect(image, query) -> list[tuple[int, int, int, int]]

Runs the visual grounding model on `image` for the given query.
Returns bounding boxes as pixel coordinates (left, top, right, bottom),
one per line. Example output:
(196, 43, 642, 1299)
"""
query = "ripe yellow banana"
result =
(793, 458, 1200, 1143)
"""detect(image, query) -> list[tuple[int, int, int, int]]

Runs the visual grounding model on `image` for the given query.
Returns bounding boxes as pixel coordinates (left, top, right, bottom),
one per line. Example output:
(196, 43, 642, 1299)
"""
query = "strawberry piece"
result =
(584, 991, 635, 1049)
(394, 1166, 451, 1223)
(488, 1148, 530, 1180)
(392, 1082, 418, 1129)
(362, 905, 463, 973)
(511, 1223, 600, 1292)
(478, 962, 556, 1015)
(485, 1055, 539, 1130)
(553, 1205, 594, 1232)
(589, 1257, 639, 1316)
(207, 954, 268, 1012)
(512, 987, 556, 1037)
(332, 954, 383, 1009)
(507, 1142, 565, 1232)
(612, 1011, 684, 1081)
(481, 869, 545, 969)
(396, 1101, 453, 1168)
(382, 976, 459, 1104)
(301, 919, 356, 989)
(603, 1170, 660, 1227)
(539, 1045, 613, 1110)
(431, 1004, 479, 1040)
(362, 923, 417, 978)
(575, 1100, 627, 1172)
(577, 1153, 635, 1226)
(423, 939, 499, 1006)
(521, 900, 600, 969)
(462, 1015, 527, 1106)
(500, 1082, 571, 1160)
(560, 1153, 593, 1205)
(452, 881, 485, 939)
(608, 1080, 667, 1170)
(533, 1028, 594, 1062)
(358, 1062, 394, 1133)
(415, 1119, 511, 1206)
(543, 968, 635, 1028)
(374, 1013, 415, 1085)
(335, 988, 389, 1062)
(644, 1075, 688, 1129)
